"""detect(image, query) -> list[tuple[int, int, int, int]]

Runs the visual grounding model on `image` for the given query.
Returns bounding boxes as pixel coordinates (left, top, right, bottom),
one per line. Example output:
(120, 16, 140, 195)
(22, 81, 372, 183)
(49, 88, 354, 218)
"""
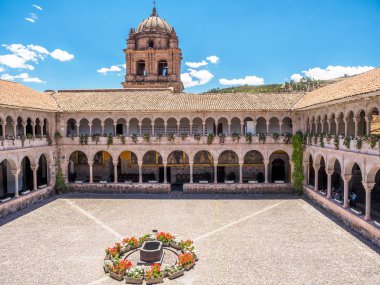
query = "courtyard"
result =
(0, 194, 379, 285)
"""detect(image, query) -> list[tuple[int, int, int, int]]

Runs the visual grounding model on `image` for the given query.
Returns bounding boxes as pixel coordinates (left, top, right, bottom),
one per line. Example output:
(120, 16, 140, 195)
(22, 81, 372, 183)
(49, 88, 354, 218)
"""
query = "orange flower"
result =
(178, 252, 195, 266)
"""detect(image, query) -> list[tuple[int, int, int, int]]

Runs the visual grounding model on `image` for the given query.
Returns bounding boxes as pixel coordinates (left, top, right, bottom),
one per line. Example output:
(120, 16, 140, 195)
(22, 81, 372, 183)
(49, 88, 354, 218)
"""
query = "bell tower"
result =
(122, 7, 183, 92)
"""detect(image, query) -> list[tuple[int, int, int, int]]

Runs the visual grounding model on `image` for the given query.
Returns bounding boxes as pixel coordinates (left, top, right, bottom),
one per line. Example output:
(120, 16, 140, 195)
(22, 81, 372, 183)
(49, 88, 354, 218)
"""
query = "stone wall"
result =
(183, 183, 293, 194)
(0, 187, 53, 219)
(67, 183, 170, 194)
(304, 187, 380, 248)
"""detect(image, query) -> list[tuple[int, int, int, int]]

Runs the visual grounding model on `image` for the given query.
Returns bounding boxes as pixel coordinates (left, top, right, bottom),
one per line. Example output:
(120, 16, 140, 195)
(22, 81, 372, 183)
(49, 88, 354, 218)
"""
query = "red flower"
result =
(178, 253, 195, 266)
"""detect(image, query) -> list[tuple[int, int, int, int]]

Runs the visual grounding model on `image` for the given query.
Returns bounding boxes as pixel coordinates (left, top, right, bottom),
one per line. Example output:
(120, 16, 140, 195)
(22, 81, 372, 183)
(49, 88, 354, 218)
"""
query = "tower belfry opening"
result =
(122, 6, 183, 92)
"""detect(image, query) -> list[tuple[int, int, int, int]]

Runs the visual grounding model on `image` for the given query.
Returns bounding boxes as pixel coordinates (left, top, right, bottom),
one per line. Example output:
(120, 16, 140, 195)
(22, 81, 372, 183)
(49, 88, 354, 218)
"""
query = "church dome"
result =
(136, 8, 173, 33)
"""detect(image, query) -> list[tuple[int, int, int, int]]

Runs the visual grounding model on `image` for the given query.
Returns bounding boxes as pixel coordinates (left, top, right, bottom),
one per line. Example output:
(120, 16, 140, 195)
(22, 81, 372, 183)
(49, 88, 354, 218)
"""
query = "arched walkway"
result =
(117, 151, 138, 183)
(269, 151, 290, 183)
(37, 154, 48, 186)
(372, 170, 380, 221)
(142, 151, 163, 183)
(349, 163, 365, 213)
(0, 160, 15, 198)
(193, 151, 214, 183)
(308, 155, 315, 187)
(68, 151, 89, 182)
(331, 160, 343, 199)
(317, 157, 327, 191)
(20, 157, 33, 191)
(217, 150, 239, 183)
(243, 150, 264, 183)
(167, 151, 190, 184)
(93, 151, 113, 182)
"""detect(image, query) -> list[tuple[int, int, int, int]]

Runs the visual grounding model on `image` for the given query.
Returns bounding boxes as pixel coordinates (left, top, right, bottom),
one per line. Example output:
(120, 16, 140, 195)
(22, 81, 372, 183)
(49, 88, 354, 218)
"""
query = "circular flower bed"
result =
(103, 232, 198, 284)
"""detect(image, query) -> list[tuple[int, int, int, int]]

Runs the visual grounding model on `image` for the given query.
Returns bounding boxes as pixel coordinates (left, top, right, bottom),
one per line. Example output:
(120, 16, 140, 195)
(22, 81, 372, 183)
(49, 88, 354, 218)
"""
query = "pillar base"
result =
(364, 215, 372, 221)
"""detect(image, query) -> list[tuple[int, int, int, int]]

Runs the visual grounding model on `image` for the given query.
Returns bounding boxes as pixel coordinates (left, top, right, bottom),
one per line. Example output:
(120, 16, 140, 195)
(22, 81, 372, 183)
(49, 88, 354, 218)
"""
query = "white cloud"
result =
(27, 44, 49, 55)
(0, 67, 4, 72)
(50, 49, 74, 61)
(97, 65, 123, 74)
(219, 75, 264, 86)
(3, 44, 39, 61)
(25, 18, 35, 23)
(32, 5, 43, 11)
(181, 69, 214, 88)
(207, 56, 220, 64)
(0, 73, 44, 83)
(185, 60, 208, 68)
(290, 73, 303, 83)
(0, 54, 34, 70)
(294, 65, 375, 81)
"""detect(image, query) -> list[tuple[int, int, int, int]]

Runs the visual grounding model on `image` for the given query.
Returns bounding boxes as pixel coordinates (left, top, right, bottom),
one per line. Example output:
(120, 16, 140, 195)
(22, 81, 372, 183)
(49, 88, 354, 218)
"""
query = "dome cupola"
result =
(136, 8, 173, 33)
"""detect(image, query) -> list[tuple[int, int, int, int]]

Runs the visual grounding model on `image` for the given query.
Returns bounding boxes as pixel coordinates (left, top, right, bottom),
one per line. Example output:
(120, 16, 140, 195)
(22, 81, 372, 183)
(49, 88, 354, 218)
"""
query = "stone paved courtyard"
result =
(0, 194, 379, 285)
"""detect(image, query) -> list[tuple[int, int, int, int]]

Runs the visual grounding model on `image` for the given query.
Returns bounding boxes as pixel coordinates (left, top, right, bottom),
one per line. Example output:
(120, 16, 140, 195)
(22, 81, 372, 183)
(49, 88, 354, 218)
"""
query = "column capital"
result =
(113, 162, 118, 166)
(11, 169, 21, 176)
(313, 164, 321, 171)
(362, 182, 376, 192)
(31, 165, 39, 171)
(88, 160, 94, 166)
(341, 174, 352, 181)
(325, 169, 334, 176)
(353, 117, 359, 123)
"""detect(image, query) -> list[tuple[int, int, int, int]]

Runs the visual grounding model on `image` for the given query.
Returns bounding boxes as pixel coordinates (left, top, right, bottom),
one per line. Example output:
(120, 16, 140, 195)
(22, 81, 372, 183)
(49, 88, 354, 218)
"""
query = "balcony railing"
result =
(0, 136, 49, 150)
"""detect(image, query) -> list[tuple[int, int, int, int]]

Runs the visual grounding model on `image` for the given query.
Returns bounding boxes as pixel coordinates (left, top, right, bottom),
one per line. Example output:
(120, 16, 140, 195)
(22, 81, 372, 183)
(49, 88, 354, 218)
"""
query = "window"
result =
(158, 60, 168, 76)
(148, 40, 154, 48)
(136, 61, 146, 76)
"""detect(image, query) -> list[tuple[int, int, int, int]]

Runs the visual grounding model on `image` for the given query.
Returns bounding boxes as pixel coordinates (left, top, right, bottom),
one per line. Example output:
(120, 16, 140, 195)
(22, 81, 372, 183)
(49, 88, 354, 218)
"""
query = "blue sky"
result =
(0, 0, 379, 93)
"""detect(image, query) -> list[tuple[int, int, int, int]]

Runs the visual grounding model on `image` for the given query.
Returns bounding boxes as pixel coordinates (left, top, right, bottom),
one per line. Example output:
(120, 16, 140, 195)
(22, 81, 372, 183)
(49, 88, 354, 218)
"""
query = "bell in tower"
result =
(122, 6, 184, 92)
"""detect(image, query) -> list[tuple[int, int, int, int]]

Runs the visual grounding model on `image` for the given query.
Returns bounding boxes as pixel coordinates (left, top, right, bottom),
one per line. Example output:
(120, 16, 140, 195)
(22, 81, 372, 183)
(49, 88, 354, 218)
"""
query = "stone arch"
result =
(192, 117, 203, 135)
(179, 118, 190, 135)
(141, 118, 152, 135)
(349, 163, 366, 214)
(243, 150, 265, 183)
(37, 154, 49, 186)
(330, 113, 337, 135)
(0, 159, 17, 198)
(5, 115, 14, 137)
(316, 115, 322, 133)
(93, 151, 114, 182)
(268, 117, 280, 134)
(217, 150, 239, 183)
(129, 118, 139, 136)
(35, 118, 42, 136)
(66, 118, 77, 137)
(205, 117, 216, 135)
(16, 116, 24, 136)
(371, 169, 380, 221)
(369, 107, 379, 135)
(216, 117, 229, 135)
(136, 60, 146, 76)
(193, 151, 214, 183)
(167, 117, 177, 134)
(308, 154, 315, 187)
(322, 114, 328, 133)
(142, 151, 163, 183)
(79, 118, 90, 135)
(104, 118, 114, 135)
(68, 151, 89, 183)
(91, 118, 102, 135)
(346, 111, 355, 137)
(230, 117, 241, 134)
(167, 150, 190, 183)
(269, 150, 290, 183)
(116, 118, 127, 135)
(154, 118, 165, 135)
(357, 110, 366, 136)
(282, 117, 293, 134)
(256, 117, 267, 134)
(117, 151, 139, 183)
(20, 156, 33, 191)
(337, 112, 345, 135)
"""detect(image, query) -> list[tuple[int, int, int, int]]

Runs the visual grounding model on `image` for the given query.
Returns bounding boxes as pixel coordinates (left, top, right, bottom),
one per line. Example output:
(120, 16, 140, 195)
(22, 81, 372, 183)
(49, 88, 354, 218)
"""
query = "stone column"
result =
(163, 163, 167, 184)
(365, 117, 370, 136)
(303, 162, 309, 186)
(89, 123, 93, 136)
(335, 119, 339, 135)
(22, 123, 27, 136)
(228, 123, 231, 136)
(12, 122, 16, 137)
(353, 118, 359, 137)
(113, 162, 118, 183)
(314, 164, 320, 191)
(88, 162, 93, 183)
(362, 182, 375, 221)
(189, 162, 193, 184)
(164, 123, 167, 135)
(101, 123, 105, 135)
(177, 123, 180, 136)
(240, 122, 244, 134)
(138, 163, 143, 184)
(189, 123, 193, 136)
(239, 163, 243, 184)
(264, 161, 269, 183)
(327, 119, 332, 133)
(12, 169, 20, 197)
(344, 119, 348, 137)
(266, 121, 270, 134)
(126, 123, 130, 136)
(113, 123, 117, 135)
(202, 123, 206, 135)
(326, 169, 334, 198)
(32, 165, 38, 191)
(341, 174, 352, 208)
(138, 123, 142, 136)
(32, 122, 36, 138)
(76, 123, 80, 137)
(151, 123, 155, 136)
(214, 163, 218, 184)
(253, 122, 257, 135)
(279, 122, 283, 135)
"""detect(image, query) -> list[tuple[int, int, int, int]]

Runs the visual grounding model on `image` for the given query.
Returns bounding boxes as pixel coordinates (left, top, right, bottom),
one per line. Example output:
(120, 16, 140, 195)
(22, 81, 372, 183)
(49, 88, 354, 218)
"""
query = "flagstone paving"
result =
(0, 194, 379, 285)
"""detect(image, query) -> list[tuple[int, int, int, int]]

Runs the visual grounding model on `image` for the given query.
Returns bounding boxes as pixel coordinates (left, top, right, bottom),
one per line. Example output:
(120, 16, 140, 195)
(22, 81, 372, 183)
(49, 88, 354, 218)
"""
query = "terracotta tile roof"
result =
(51, 89, 304, 112)
(294, 68, 380, 110)
(0, 80, 59, 111)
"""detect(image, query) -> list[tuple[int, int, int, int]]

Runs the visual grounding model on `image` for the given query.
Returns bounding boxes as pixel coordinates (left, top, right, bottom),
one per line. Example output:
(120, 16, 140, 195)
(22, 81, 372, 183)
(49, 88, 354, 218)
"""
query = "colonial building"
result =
(0, 7, 379, 242)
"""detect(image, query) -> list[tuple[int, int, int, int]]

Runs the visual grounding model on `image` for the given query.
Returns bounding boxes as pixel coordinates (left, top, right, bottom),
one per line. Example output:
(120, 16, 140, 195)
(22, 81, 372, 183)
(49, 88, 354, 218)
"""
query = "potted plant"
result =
(156, 134, 163, 141)
(167, 132, 175, 142)
(179, 239, 195, 252)
(334, 135, 339, 150)
(123, 237, 140, 250)
(168, 265, 185, 280)
(231, 132, 240, 142)
(145, 264, 164, 284)
(103, 260, 113, 273)
(107, 134, 113, 147)
(343, 136, 351, 149)
(207, 133, 215, 145)
(125, 267, 144, 284)
(245, 132, 253, 144)
(258, 133, 266, 144)
(143, 133, 151, 143)
(283, 133, 292, 144)
(156, 232, 174, 246)
(178, 252, 196, 271)
(272, 133, 279, 142)
(139, 233, 153, 244)
(92, 134, 100, 144)
(181, 133, 188, 140)
(109, 259, 132, 281)
(119, 135, 126, 144)
(218, 133, 226, 145)
(194, 133, 201, 142)
(170, 237, 182, 250)
(131, 134, 138, 144)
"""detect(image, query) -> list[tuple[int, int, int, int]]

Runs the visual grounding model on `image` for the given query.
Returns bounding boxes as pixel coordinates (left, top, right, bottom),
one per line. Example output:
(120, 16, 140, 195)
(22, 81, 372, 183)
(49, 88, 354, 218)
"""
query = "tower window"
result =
(148, 40, 154, 48)
(136, 60, 146, 76)
(158, 60, 168, 76)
